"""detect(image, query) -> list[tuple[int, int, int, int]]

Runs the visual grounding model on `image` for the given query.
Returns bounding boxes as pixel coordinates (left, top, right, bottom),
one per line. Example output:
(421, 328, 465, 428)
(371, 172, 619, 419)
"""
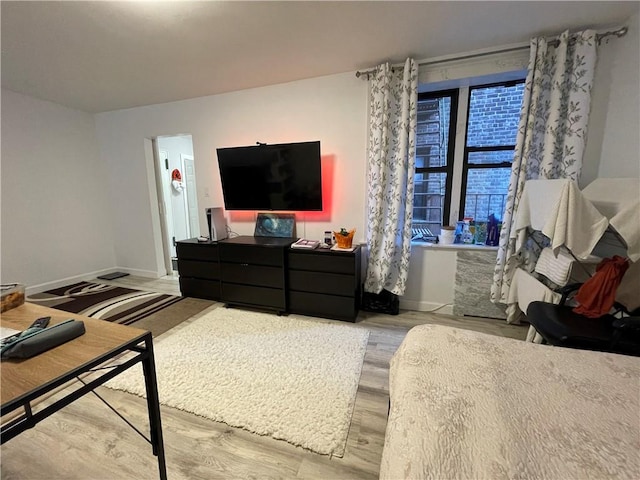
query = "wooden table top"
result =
(1, 302, 148, 407)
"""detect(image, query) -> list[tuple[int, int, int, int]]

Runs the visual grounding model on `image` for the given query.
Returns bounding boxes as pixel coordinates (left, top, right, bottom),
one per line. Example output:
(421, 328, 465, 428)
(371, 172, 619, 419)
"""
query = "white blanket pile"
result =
(506, 178, 639, 324)
(381, 325, 640, 480)
(582, 177, 640, 262)
(513, 179, 609, 259)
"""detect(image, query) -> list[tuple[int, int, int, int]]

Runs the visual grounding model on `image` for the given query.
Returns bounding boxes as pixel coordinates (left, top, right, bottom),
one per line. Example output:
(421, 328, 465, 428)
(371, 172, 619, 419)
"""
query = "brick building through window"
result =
(412, 80, 525, 239)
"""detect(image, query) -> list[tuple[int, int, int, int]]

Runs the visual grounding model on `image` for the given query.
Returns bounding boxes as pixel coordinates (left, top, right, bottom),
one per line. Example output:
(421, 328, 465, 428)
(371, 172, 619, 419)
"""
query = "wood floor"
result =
(0, 275, 527, 479)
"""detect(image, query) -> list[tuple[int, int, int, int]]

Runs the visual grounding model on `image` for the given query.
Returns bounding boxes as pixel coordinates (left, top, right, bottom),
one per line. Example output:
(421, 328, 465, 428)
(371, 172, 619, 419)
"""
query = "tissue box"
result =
(1, 284, 26, 313)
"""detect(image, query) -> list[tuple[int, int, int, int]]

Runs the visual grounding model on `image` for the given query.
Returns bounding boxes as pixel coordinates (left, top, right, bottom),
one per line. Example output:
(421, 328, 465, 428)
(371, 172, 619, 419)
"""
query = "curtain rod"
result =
(355, 26, 629, 79)
(549, 25, 628, 48)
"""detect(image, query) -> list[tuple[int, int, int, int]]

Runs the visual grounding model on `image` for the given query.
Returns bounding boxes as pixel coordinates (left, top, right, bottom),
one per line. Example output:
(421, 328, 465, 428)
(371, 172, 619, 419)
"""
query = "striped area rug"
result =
(27, 281, 183, 325)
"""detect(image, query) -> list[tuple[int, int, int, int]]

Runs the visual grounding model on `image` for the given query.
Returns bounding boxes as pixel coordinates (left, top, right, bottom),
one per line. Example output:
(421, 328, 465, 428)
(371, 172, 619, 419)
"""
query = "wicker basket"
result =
(334, 229, 355, 249)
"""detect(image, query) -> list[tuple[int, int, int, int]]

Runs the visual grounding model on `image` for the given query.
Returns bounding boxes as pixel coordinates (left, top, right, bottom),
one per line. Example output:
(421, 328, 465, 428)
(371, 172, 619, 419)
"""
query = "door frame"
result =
(152, 142, 174, 275)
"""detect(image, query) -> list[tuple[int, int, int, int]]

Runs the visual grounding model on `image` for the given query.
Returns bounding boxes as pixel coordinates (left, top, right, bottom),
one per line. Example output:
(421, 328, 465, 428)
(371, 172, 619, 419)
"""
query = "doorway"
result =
(155, 135, 200, 273)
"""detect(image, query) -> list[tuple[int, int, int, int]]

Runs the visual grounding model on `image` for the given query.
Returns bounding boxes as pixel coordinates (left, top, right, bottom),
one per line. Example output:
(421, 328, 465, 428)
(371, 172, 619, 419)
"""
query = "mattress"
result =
(380, 324, 640, 480)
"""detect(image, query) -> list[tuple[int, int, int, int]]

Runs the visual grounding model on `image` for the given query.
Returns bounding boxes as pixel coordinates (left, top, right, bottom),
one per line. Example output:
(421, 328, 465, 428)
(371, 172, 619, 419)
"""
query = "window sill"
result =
(411, 241, 498, 252)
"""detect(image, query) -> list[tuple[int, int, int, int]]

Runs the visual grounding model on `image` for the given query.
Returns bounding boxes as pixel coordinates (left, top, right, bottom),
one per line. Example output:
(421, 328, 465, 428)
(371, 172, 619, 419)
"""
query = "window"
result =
(412, 90, 458, 236)
(412, 80, 525, 239)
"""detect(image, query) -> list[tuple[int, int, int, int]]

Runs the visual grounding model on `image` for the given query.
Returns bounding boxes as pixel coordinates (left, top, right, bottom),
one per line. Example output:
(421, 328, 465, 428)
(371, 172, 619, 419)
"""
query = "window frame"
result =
(414, 89, 459, 232)
(458, 79, 524, 223)
(412, 79, 526, 236)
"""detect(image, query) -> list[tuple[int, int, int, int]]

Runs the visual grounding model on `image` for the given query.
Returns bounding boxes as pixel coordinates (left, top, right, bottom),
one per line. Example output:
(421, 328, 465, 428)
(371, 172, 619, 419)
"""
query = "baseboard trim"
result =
(400, 299, 453, 315)
(112, 267, 161, 279)
(26, 269, 117, 295)
(26, 268, 162, 295)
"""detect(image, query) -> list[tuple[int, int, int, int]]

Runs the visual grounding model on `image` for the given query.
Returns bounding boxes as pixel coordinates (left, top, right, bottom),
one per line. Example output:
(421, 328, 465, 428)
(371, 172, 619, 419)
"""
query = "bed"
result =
(380, 324, 640, 479)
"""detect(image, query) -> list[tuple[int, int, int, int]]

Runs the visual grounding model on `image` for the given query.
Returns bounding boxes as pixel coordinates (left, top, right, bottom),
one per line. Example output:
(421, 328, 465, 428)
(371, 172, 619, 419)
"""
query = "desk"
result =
(1, 303, 167, 480)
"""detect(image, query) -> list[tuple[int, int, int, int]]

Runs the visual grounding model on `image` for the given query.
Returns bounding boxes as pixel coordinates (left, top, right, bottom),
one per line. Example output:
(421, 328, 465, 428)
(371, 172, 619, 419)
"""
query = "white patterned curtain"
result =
(364, 58, 418, 296)
(491, 30, 597, 313)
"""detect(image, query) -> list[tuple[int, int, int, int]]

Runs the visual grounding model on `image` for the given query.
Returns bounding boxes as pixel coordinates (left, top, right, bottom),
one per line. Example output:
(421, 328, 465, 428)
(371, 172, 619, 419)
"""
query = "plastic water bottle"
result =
(462, 221, 473, 244)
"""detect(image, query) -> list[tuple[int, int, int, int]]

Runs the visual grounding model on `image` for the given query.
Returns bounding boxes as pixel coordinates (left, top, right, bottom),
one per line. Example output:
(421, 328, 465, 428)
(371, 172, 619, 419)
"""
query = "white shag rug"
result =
(106, 307, 370, 457)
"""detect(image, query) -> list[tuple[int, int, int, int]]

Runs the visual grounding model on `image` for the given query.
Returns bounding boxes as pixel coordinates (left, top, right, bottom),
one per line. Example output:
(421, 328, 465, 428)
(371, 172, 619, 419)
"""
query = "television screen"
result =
(217, 141, 323, 211)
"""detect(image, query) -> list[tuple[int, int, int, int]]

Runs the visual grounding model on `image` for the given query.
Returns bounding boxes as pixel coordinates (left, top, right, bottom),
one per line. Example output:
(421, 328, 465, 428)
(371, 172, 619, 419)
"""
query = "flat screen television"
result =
(217, 141, 322, 211)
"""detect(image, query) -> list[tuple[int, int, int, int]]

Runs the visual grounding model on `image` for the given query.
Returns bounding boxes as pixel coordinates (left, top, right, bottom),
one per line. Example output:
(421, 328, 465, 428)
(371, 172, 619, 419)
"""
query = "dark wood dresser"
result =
(175, 239, 221, 300)
(287, 246, 361, 322)
(176, 237, 362, 321)
(218, 236, 292, 315)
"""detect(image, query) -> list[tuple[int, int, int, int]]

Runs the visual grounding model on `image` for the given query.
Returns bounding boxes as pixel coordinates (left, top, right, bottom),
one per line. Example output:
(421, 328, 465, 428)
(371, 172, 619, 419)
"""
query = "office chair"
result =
(526, 260, 640, 356)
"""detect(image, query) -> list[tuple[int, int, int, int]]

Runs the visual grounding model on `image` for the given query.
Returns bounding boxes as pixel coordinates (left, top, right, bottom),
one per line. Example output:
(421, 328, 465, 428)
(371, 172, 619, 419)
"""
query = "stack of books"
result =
(291, 238, 320, 249)
(330, 244, 356, 252)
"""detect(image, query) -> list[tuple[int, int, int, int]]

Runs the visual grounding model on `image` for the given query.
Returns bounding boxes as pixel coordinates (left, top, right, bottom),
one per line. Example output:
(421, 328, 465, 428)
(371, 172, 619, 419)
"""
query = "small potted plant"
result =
(334, 228, 355, 249)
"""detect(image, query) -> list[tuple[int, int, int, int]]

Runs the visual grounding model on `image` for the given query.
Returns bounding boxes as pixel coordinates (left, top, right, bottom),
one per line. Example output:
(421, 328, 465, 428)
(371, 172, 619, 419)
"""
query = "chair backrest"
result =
(616, 260, 640, 314)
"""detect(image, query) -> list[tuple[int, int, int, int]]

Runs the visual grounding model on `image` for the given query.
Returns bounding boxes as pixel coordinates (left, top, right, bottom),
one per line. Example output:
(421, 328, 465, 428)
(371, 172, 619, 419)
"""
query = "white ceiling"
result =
(2, 1, 638, 113)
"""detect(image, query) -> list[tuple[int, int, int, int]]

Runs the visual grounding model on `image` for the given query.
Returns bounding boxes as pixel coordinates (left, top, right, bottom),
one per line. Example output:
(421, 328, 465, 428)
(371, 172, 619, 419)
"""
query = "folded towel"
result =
(534, 247, 575, 286)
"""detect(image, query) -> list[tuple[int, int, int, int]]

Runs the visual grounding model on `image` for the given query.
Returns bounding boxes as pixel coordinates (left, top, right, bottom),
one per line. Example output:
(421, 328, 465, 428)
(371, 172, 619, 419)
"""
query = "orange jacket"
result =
(573, 256, 630, 318)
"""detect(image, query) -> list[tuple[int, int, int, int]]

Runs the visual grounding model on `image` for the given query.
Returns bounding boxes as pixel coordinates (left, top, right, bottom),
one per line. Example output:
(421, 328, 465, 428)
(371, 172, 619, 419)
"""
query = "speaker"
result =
(206, 207, 228, 241)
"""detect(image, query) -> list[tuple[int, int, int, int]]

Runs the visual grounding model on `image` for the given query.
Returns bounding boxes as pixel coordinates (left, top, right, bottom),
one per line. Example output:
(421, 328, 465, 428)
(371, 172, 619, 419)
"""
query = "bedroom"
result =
(1, 1, 639, 478)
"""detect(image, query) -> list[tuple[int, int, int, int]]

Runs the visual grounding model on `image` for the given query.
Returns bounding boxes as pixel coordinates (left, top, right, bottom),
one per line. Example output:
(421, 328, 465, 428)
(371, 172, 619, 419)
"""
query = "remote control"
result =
(13, 316, 52, 341)
(29, 316, 51, 329)
(0, 317, 51, 346)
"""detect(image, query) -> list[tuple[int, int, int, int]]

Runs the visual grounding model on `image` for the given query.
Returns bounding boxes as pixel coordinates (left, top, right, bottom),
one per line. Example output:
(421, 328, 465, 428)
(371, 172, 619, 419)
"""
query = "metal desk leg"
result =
(141, 335, 168, 480)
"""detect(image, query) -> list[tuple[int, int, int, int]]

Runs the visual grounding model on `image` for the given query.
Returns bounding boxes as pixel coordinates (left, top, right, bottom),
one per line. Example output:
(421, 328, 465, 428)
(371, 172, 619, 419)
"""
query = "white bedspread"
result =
(380, 325, 640, 480)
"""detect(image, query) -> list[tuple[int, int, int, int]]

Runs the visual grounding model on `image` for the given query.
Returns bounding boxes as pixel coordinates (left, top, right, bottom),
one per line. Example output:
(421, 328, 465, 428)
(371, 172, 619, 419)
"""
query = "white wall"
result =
(1, 89, 116, 292)
(95, 72, 368, 277)
(583, 13, 640, 185)
(597, 13, 640, 179)
(402, 247, 458, 314)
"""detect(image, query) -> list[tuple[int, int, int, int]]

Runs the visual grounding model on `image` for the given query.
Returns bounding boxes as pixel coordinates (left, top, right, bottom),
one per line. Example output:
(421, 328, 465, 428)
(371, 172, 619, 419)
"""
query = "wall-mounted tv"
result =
(217, 141, 322, 211)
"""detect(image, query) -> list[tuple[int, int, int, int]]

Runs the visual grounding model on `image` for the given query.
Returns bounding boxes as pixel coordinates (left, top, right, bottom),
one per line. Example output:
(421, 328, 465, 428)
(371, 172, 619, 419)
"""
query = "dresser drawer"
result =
(177, 259, 220, 280)
(222, 284, 285, 309)
(221, 263, 284, 289)
(176, 242, 219, 262)
(288, 291, 357, 321)
(219, 243, 283, 266)
(179, 277, 221, 300)
(288, 251, 355, 274)
(288, 270, 355, 297)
